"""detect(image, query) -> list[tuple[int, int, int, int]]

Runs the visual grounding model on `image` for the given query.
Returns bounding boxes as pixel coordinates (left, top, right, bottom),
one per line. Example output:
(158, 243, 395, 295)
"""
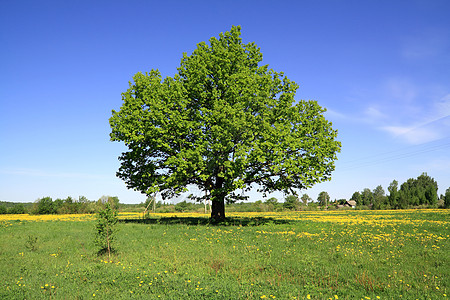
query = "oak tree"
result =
(109, 26, 341, 220)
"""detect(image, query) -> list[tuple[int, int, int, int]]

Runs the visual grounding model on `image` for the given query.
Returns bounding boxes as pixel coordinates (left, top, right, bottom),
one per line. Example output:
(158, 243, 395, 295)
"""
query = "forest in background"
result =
(1, 173, 449, 214)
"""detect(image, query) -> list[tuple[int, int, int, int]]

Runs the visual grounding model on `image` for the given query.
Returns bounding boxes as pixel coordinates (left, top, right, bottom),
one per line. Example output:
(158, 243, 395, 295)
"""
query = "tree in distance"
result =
(283, 195, 300, 210)
(301, 193, 312, 206)
(264, 197, 278, 206)
(317, 191, 330, 207)
(372, 185, 387, 210)
(444, 187, 450, 208)
(109, 26, 341, 220)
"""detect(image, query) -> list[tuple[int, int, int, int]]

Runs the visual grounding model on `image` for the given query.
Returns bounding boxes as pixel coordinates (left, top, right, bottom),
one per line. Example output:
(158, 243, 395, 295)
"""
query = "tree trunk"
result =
(210, 171, 226, 221)
(211, 196, 225, 220)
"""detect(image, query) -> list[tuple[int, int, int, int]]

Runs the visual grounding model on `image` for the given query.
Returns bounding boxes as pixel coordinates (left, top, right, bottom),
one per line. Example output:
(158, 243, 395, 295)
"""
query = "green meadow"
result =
(1, 210, 448, 299)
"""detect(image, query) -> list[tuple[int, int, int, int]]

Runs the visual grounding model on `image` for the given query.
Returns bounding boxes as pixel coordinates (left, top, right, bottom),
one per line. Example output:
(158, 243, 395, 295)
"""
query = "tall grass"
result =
(0, 210, 448, 299)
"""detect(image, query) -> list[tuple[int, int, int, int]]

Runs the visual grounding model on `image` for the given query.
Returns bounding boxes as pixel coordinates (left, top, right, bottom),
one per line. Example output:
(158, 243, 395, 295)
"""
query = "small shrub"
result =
(94, 203, 119, 258)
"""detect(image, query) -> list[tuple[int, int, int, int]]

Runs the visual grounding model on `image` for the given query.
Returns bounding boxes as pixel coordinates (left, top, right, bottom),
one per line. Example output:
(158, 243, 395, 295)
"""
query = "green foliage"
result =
(361, 188, 373, 207)
(95, 203, 119, 258)
(174, 200, 194, 212)
(33, 197, 55, 214)
(97, 196, 120, 211)
(29, 196, 96, 215)
(283, 195, 299, 210)
(350, 191, 362, 205)
(317, 191, 330, 207)
(444, 187, 450, 208)
(387, 180, 399, 208)
(61, 196, 95, 214)
(262, 197, 279, 211)
(349, 173, 440, 210)
(53, 198, 64, 212)
(372, 185, 387, 210)
(301, 193, 312, 205)
(303, 201, 319, 210)
(109, 26, 341, 219)
(336, 199, 347, 205)
(264, 197, 278, 206)
(8, 204, 25, 214)
(25, 235, 38, 252)
(398, 173, 438, 208)
(0, 202, 32, 214)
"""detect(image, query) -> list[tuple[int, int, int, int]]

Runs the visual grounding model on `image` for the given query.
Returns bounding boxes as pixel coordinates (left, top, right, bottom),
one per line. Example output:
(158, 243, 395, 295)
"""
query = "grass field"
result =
(1, 210, 448, 299)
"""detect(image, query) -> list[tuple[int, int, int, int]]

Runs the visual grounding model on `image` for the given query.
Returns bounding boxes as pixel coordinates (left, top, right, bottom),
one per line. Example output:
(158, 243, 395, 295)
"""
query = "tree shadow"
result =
(120, 216, 291, 226)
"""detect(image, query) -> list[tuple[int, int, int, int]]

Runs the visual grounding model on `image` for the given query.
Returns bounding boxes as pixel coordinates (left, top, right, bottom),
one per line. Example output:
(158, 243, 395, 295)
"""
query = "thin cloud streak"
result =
(381, 115, 450, 145)
(350, 80, 450, 145)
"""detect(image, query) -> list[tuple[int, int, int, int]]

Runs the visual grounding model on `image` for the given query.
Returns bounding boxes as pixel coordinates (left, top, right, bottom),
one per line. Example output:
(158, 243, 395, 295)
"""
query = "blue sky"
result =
(1, 0, 449, 204)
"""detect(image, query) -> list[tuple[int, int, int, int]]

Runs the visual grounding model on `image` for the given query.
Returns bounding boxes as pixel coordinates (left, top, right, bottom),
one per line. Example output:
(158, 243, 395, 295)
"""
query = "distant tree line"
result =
(1, 173, 449, 214)
(349, 173, 449, 209)
(240, 172, 449, 211)
(0, 202, 27, 214)
(0, 196, 120, 215)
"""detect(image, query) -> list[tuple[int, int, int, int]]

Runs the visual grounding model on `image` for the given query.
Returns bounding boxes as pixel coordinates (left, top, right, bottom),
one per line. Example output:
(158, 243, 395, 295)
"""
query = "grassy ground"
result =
(0, 210, 448, 299)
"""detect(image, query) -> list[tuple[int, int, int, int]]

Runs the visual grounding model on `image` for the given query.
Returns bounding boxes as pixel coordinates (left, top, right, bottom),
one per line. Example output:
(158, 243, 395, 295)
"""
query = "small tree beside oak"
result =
(95, 203, 118, 259)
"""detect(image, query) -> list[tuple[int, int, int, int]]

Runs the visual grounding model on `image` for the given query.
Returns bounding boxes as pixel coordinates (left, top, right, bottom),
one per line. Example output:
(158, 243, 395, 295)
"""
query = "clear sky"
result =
(1, 0, 449, 204)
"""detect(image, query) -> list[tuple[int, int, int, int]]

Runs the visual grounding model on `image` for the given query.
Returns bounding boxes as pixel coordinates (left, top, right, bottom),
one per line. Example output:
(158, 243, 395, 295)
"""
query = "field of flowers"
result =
(1, 210, 448, 299)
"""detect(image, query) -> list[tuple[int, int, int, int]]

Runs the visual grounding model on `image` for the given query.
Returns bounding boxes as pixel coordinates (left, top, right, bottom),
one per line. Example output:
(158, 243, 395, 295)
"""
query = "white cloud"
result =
(359, 80, 450, 145)
(381, 114, 450, 145)
(324, 108, 347, 120)
(364, 106, 387, 122)
(382, 126, 410, 136)
(382, 125, 441, 145)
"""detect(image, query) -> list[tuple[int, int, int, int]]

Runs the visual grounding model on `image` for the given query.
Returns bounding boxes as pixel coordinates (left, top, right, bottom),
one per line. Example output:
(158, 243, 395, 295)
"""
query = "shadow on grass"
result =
(120, 216, 291, 226)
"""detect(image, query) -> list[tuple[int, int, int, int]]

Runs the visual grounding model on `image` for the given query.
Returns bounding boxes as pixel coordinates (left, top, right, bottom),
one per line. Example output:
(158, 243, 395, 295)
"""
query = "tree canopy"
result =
(109, 26, 341, 219)
(317, 191, 330, 207)
(348, 173, 440, 210)
(398, 172, 438, 208)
